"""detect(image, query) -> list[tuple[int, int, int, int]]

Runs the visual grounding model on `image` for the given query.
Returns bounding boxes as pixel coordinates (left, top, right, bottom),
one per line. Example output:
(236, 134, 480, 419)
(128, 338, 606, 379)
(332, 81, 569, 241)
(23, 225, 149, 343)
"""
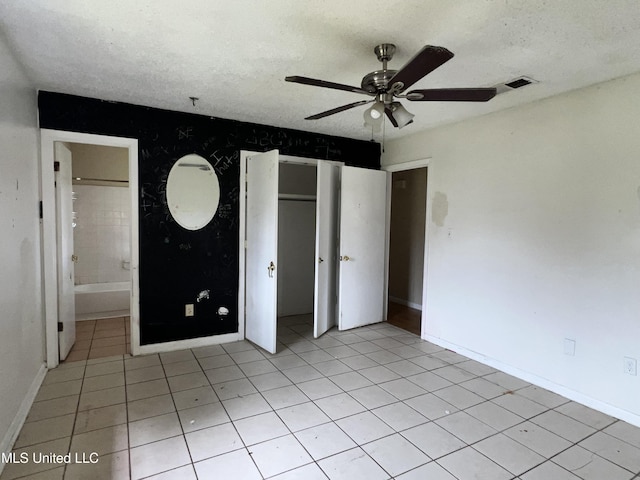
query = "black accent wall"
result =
(38, 92, 380, 345)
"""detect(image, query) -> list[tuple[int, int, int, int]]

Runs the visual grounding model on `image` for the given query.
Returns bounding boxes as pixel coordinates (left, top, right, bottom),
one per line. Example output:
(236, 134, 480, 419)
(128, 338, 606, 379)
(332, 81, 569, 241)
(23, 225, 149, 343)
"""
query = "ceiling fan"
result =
(285, 43, 497, 130)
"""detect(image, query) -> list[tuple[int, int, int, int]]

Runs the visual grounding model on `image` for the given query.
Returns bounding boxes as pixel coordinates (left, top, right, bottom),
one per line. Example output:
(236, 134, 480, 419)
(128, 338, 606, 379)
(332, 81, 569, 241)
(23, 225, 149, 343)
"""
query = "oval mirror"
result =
(166, 154, 220, 230)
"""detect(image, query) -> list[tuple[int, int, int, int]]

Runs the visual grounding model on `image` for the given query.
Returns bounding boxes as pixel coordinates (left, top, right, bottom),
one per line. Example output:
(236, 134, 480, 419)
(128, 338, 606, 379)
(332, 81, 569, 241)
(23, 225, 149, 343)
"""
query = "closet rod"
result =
(73, 178, 129, 184)
(278, 193, 317, 202)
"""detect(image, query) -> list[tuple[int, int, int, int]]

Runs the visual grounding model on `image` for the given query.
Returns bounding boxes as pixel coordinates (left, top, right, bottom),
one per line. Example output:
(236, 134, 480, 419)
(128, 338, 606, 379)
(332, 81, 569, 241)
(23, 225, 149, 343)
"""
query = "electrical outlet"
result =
(564, 338, 576, 356)
(623, 357, 637, 376)
(185, 304, 194, 317)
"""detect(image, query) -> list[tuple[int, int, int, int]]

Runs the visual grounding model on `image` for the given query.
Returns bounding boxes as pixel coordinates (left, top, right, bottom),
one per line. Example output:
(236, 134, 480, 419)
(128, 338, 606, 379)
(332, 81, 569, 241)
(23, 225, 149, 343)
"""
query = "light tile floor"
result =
(65, 317, 131, 362)
(2, 315, 640, 480)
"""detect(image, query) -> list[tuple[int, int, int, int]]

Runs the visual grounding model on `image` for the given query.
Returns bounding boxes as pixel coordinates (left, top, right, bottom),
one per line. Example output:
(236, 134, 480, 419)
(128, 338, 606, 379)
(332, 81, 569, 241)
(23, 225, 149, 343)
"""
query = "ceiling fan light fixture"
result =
(389, 102, 414, 129)
(363, 102, 384, 131)
(365, 102, 384, 120)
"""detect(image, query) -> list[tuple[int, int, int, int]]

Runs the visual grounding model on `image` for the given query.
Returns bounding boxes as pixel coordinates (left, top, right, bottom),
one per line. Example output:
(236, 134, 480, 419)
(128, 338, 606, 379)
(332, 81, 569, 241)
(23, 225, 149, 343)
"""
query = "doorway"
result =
(242, 150, 389, 354)
(277, 162, 318, 338)
(40, 130, 139, 368)
(62, 142, 132, 361)
(386, 163, 428, 336)
(243, 151, 339, 354)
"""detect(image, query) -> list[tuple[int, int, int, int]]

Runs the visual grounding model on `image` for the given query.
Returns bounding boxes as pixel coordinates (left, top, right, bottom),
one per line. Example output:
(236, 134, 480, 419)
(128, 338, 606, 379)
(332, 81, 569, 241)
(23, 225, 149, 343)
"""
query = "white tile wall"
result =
(73, 185, 130, 285)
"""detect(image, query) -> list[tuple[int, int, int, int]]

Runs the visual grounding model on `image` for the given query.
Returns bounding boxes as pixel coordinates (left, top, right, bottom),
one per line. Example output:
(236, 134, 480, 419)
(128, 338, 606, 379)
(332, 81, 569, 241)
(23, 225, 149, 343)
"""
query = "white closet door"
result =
(338, 166, 389, 330)
(55, 143, 76, 360)
(314, 161, 340, 337)
(245, 150, 279, 353)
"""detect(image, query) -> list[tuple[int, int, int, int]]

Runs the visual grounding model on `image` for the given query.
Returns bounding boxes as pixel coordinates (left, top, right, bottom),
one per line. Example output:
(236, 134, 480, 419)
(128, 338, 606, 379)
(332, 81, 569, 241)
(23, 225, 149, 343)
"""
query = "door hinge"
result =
(39, 201, 43, 219)
(54, 161, 60, 172)
(57, 322, 63, 332)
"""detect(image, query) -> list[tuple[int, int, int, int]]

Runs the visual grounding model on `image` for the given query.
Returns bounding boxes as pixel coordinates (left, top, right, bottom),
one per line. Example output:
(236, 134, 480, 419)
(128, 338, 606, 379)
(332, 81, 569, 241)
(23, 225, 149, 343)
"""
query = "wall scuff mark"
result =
(432, 191, 449, 227)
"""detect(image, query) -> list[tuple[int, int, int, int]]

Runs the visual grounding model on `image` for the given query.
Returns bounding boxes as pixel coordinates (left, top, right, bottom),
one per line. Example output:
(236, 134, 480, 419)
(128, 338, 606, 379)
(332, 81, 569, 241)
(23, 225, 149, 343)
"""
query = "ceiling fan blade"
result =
(286, 76, 373, 96)
(305, 100, 373, 120)
(384, 107, 399, 128)
(388, 45, 454, 92)
(406, 88, 497, 102)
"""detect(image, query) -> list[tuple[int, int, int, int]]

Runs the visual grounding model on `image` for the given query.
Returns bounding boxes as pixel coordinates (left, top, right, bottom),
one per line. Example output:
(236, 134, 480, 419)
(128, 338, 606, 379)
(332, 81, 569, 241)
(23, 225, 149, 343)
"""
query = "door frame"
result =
(40, 129, 140, 368)
(382, 157, 431, 338)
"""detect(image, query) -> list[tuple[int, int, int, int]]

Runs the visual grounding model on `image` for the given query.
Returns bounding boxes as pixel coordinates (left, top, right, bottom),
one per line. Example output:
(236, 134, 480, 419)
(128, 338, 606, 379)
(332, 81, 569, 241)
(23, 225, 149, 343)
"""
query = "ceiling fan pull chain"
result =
(383, 114, 387, 153)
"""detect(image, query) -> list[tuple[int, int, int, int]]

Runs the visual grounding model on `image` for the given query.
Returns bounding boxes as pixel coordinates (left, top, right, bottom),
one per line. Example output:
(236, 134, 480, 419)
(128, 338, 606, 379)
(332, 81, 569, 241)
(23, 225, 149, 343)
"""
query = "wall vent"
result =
(494, 76, 538, 95)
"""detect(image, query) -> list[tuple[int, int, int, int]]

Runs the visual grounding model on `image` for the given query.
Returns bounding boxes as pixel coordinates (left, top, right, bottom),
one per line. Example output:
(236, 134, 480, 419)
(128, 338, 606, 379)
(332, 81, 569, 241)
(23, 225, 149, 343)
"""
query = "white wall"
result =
(382, 72, 640, 426)
(0, 34, 45, 458)
(277, 200, 316, 316)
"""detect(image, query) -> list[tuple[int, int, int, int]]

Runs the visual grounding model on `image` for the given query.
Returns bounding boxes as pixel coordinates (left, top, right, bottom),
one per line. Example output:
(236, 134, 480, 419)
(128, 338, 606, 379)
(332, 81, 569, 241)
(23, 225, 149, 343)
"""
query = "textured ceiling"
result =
(1, 1, 640, 141)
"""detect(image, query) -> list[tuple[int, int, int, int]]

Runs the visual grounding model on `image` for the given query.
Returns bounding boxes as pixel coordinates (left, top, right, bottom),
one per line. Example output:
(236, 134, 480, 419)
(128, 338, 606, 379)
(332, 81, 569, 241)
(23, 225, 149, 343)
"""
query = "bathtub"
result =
(75, 282, 131, 321)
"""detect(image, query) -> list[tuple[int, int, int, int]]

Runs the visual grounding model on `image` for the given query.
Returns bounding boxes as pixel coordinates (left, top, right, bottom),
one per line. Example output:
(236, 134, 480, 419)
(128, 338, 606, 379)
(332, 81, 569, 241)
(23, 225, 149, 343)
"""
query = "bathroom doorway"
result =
(64, 142, 132, 361)
(41, 130, 139, 368)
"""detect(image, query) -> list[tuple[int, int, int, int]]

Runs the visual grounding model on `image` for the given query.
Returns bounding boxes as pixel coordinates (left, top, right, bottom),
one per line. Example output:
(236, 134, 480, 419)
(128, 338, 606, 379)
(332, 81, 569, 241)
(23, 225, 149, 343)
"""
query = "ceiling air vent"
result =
(494, 76, 538, 95)
(505, 77, 533, 89)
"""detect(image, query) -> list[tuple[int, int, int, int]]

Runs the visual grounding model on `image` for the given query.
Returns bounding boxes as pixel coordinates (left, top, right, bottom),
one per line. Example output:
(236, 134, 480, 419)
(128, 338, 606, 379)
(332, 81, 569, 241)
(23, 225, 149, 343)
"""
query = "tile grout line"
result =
(216, 340, 312, 479)
(268, 320, 394, 479)
(10, 316, 640, 480)
(210, 320, 391, 478)
(122, 353, 133, 480)
(61, 355, 87, 480)
(146, 352, 195, 480)
(270, 320, 428, 479)
(281, 319, 637, 479)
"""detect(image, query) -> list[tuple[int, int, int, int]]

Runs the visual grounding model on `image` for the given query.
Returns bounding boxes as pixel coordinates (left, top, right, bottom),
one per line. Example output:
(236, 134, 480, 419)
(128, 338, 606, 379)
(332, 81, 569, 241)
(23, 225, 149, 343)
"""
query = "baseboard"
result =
(424, 334, 640, 429)
(0, 363, 47, 476)
(134, 332, 242, 356)
(389, 296, 422, 311)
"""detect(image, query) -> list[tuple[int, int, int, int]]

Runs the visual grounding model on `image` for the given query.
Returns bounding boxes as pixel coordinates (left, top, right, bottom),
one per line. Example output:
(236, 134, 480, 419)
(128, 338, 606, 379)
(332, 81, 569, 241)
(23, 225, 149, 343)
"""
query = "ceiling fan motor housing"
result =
(360, 43, 398, 94)
(360, 70, 398, 94)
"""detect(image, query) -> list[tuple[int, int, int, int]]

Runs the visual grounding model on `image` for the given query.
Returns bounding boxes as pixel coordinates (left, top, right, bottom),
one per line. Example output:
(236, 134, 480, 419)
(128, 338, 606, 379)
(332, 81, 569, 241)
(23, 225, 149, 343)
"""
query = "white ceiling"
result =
(2, 1, 640, 141)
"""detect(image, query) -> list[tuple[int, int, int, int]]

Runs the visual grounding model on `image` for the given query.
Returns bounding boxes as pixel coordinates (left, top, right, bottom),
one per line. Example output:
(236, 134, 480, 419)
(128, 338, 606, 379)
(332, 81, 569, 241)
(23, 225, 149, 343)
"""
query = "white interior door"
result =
(54, 142, 76, 360)
(314, 161, 340, 338)
(245, 150, 279, 353)
(338, 166, 389, 330)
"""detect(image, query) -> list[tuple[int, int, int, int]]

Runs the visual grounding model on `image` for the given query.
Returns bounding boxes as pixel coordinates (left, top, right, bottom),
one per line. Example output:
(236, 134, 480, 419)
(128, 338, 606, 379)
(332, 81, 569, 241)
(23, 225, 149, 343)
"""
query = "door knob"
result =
(340, 255, 350, 261)
(267, 261, 276, 277)
(71, 254, 78, 263)
(318, 257, 324, 263)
